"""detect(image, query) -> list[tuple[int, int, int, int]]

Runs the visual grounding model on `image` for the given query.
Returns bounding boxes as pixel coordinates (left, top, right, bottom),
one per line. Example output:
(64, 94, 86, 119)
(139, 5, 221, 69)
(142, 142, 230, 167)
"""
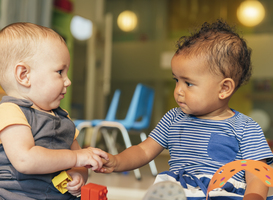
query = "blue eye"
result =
(57, 70, 62, 75)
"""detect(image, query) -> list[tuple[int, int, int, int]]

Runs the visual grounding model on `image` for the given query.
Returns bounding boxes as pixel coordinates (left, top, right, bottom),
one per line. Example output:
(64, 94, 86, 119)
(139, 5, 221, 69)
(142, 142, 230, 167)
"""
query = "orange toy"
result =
(81, 183, 108, 200)
(206, 160, 273, 200)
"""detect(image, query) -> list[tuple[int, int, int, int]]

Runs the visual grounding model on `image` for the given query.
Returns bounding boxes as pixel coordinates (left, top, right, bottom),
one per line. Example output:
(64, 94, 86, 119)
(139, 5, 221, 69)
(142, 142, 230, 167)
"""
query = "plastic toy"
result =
(81, 183, 108, 200)
(52, 171, 72, 194)
(206, 160, 273, 200)
(143, 181, 187, 200)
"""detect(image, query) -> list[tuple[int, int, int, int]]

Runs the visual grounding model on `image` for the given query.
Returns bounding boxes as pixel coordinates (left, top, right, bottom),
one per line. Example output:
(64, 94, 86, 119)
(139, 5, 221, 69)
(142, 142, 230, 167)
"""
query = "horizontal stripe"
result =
(149, 107, 273, 183)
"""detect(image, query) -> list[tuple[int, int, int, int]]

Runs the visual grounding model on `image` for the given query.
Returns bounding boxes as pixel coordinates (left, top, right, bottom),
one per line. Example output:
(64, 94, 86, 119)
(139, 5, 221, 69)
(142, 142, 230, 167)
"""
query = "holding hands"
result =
(97, 153, 116, 173)
(74, 147, 109, 171)
(65, 147, 109, 196)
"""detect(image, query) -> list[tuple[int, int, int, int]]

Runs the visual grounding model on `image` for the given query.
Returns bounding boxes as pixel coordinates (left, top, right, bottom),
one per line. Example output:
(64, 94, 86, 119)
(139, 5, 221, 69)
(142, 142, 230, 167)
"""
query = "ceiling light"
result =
(117, 10, 137, 32)
(237, 0, 265, 27)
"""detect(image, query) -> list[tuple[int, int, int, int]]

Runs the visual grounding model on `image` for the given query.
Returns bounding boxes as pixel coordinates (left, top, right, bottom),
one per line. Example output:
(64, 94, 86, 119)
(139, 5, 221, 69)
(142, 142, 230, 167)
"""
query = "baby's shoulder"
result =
(162, 107, 187, 123)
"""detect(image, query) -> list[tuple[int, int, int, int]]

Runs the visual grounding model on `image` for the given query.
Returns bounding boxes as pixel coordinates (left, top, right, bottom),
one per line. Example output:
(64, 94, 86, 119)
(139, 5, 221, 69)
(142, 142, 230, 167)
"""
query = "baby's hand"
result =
(66, 171, 85, 197)
(96, 153, 116, 173)
(74, 147, 108, 170)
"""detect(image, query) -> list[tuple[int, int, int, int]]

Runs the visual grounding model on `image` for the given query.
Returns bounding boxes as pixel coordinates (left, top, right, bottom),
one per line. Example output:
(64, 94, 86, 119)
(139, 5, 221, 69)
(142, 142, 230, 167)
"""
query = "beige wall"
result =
(72, 1, 273, 137)
(246, 34, 273, 78)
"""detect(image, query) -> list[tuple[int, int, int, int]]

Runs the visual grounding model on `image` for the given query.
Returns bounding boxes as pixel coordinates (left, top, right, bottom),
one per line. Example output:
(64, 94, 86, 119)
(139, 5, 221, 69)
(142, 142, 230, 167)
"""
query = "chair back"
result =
(105, 89, 121, 121)
(90, 89, 121, 126)
(124, 84, 154, 130)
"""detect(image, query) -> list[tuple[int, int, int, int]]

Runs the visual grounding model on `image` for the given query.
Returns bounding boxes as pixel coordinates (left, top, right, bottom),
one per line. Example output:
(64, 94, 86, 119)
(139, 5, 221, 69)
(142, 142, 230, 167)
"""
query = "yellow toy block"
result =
(52, 171, 72, 194)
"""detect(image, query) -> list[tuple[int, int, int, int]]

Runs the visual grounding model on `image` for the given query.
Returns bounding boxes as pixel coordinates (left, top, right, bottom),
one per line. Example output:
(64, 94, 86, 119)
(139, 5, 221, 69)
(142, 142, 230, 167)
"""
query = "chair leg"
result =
(76, 121, 93, 148)
(116, 124, 142, 180)
(140, 132, 158, 176)
(90, 124, 101, 148)
(91, 122, 142, 180)
(76, 129, 86, 148)
(92, 121, 141, 180)
(76, 121, 93, 132)
(91, 125, 119, 155)
(101, 128, 119, 155)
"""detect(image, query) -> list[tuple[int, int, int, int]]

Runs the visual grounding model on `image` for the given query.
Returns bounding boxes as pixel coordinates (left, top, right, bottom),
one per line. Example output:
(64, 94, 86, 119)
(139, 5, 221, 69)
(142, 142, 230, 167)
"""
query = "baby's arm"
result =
(102, 137, 164, 173)
(0, 124, 108, 174)
(66, 140, 88, 196)
(243, 159, 268, 200)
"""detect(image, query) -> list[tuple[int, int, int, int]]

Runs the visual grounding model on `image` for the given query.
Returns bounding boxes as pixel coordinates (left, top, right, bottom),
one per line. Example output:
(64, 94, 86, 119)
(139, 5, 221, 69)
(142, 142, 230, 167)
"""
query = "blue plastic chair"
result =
(73, 89, 121, 146)
(91, 83, 157, 180)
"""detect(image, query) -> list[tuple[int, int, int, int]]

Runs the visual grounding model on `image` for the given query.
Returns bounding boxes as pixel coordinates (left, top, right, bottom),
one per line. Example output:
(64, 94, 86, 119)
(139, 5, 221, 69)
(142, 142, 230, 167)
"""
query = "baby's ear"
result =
(219, 78, 235, 100)
(14, 63, 31, 87)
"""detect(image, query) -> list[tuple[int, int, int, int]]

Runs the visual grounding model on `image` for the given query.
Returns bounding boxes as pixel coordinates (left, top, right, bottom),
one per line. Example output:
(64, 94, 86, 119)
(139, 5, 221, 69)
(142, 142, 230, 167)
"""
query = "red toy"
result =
(81, 183, 108, 200)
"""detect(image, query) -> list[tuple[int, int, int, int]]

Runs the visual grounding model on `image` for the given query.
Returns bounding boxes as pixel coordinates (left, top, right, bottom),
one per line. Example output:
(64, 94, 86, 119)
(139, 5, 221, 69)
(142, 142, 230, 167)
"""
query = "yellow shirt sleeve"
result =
(0, 103, 78, 142)
(74, 129, 79, 140)
(0, 102, 30, 144)
(0, 102, 30, 132)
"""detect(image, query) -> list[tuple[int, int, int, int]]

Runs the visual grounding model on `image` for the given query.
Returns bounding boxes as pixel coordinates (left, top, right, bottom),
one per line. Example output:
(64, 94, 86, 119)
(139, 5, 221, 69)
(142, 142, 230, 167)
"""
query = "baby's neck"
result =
(31, 105, 55, 115)
(195, 108, 235, 120)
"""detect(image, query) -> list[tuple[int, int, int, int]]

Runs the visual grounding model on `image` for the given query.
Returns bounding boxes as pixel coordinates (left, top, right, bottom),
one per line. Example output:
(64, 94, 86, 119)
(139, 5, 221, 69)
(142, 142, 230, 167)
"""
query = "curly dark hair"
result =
(175, 19, 252, 89)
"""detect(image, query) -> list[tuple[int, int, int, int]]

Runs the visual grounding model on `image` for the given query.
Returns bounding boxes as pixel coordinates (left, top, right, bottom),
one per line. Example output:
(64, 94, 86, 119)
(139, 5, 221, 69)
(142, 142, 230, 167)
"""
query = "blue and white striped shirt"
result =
(149, 107, 273, 182)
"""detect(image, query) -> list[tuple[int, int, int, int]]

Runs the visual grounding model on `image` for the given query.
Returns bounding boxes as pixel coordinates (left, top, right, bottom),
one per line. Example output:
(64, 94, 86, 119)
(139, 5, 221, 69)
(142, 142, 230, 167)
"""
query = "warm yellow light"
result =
(117, 10, 137, 32)
(237, 0, 265, 27)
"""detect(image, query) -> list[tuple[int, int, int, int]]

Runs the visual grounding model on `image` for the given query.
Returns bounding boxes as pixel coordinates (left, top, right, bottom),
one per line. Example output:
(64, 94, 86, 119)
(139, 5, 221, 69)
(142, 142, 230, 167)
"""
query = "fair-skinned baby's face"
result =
(27, 38, 71, 112)
(171, 54, 226, 119)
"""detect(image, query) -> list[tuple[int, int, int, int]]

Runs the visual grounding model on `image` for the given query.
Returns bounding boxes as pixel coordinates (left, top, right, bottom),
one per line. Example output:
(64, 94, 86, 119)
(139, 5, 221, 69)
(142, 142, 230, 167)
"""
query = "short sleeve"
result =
(149, 108, 180, 149)
(74, 129, 79, 140)
(0, 102, 30, 132)
(240, 119, 273, 165)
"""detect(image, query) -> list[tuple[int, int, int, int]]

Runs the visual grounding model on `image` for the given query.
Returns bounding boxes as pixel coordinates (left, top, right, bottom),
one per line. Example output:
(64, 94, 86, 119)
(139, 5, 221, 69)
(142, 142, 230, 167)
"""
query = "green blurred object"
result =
(51, 6, 74, 113)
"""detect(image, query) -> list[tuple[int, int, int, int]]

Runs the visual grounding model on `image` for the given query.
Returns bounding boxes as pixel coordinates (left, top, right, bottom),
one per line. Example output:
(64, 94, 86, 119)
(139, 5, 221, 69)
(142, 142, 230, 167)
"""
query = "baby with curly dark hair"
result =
(100, 20, 273, 200)
(176, 19, 252, 89)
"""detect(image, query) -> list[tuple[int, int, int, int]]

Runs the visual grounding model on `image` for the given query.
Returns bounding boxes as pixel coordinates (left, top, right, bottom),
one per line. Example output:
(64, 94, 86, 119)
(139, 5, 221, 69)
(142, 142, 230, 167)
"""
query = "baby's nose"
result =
(64, 77, 71, 87)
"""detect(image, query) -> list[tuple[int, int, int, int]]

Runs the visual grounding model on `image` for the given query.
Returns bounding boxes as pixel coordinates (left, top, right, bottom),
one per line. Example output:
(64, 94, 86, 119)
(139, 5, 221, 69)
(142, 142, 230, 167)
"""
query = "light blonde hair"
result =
(0, 22, 66, 90)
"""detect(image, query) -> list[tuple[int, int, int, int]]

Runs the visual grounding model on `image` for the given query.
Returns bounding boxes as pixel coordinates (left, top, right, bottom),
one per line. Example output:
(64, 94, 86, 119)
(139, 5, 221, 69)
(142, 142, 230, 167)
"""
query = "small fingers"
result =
(97, 167, 113, 173)
(101, 157, 108, 165)
(81, 154, 103, 170)
(76, 147, 109, 169)
(66, 177, 83, 196)
(90, 154, 104, 170)
(91, 148, 109, 160)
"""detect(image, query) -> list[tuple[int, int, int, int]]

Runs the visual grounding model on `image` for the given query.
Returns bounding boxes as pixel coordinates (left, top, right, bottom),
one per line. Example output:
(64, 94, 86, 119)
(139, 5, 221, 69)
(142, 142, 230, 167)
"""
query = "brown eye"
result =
(186, 82, 193, 86)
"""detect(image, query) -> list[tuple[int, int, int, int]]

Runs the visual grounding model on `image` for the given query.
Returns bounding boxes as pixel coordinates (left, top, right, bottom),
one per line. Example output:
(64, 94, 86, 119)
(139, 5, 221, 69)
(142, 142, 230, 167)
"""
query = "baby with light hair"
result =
(0, 22, 108, 200)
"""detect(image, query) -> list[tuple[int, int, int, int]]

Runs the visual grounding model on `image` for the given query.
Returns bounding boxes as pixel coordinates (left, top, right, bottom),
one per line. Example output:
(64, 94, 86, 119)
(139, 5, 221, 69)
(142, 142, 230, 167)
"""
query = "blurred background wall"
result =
(1, 0, 273, 143)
